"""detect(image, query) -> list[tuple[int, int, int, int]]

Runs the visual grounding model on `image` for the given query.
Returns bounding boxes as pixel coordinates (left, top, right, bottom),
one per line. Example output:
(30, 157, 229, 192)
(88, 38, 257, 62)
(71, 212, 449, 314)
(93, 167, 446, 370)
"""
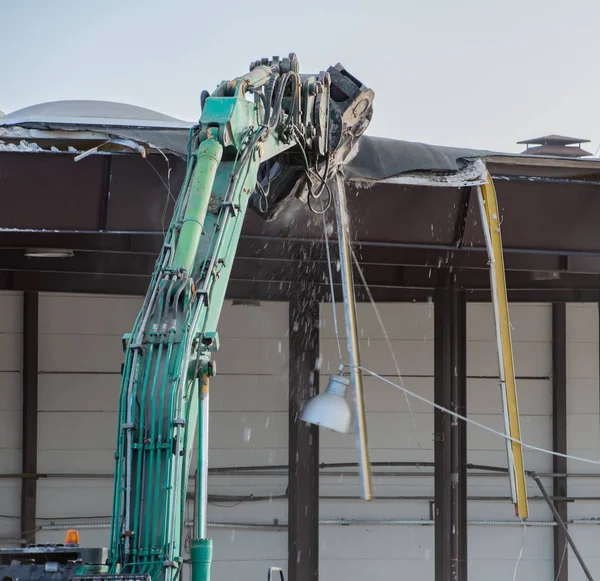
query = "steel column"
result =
(434, 281, 468, 581)
(20, 291, 38, 544)
(288, 299, 319, 581)
(553, 303, 568, 580)
(455, 291, 468, 577)
(99, 156, 112, 232)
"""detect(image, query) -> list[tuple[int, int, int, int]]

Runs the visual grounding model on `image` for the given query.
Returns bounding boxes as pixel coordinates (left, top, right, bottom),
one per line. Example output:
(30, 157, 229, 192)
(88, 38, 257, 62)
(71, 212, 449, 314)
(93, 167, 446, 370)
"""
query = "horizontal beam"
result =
(0, 269, 596, 303)
(1, 249, 597, 293)
(3, 231, 600, 275)
(4, 151, 600, 255)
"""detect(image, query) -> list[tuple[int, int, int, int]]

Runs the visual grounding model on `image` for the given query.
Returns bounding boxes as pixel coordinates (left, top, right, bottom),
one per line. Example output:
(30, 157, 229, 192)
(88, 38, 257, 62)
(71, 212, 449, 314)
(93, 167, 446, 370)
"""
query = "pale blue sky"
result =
(2, 0, 599, 153)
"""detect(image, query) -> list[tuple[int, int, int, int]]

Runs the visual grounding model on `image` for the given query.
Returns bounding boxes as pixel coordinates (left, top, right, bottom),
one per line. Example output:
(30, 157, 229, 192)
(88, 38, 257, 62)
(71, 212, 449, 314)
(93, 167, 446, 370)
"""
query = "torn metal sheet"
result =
(0, 139, 45, 153)
(364, 158, 489, 188)
(0, 126, 166, 156)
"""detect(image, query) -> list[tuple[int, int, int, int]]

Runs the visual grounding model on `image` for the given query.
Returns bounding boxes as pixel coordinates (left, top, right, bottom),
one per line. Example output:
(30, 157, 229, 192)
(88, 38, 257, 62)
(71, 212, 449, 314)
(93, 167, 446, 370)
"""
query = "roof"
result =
(518, 134, 591, 145)
(0, 100, 191, 129)
(4, 100, 600, 189)
(2, 100, 600, 302)
(518, 144, 592, 158)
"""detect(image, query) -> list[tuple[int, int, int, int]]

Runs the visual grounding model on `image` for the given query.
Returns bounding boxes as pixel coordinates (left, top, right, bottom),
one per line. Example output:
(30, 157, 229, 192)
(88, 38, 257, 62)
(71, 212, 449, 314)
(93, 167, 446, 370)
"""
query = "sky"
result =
(2, 0, 600, 154)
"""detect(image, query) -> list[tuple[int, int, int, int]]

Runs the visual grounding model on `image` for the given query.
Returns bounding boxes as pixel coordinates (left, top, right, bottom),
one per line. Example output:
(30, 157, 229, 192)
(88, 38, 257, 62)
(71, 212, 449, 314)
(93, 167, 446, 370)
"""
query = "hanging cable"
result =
(348, 244, 422, 449)
(352, 364, 600, 467)
(555, 542, 568, 581)
(291, 124, 332, 215)
(511, 520, 526, 581)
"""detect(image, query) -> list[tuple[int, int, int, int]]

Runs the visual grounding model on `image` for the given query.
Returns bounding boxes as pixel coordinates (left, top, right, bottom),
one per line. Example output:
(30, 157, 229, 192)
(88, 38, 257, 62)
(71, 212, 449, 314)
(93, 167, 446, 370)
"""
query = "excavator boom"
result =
(0, 54, 374, 581)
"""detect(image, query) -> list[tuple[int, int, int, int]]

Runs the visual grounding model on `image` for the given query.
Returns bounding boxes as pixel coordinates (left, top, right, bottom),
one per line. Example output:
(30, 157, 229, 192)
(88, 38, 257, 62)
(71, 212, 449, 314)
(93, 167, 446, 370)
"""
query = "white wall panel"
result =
(199, 302, 289, 580)
(7, 293, 599, 579)
(321, 525, 433, 559)
(36, 294, 138, 547)
(35, 295, 288, 581)
(0, 292, 23, 546)
(210, 559, 287, 581)
(0, 484, 21, 546)
(467, 302, 553, 579)
(319, 299, 554, 581)
(319, 302, 434, 578)
(567, 304, 600, 471)
(566, 304, 600, 580)
(569, 557, 600, 581)
(320, 557, 433, 579)
(318, 302, 554, 579)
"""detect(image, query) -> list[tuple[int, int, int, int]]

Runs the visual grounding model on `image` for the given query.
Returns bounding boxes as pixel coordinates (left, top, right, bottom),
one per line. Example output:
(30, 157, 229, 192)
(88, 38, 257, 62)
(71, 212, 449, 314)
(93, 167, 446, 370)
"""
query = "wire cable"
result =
(555, 542, 568, 581)
(348, 244, 422, 449)
(512, 520, 526, 581)
(352, 365, 600, 467)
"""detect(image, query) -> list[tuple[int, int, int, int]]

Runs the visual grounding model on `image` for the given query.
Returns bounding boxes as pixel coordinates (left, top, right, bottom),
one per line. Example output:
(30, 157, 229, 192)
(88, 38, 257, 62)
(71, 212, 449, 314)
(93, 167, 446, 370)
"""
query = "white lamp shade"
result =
(300, 375, 353, 434)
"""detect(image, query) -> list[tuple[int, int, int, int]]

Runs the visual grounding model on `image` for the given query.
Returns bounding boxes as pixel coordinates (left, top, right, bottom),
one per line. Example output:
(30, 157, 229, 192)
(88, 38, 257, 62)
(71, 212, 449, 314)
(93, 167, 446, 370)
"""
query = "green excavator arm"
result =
(0, 54, 374, 581)
(106, 54, 374, 581)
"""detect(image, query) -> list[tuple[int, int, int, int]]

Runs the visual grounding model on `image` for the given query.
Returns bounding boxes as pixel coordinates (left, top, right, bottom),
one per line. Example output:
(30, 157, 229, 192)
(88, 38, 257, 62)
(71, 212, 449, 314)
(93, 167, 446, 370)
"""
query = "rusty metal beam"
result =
(288, 299, 319, 581)
(1, 249, 600, 294)
(99, 156, 112, 232)
(552, 303, 568, 581)
(453, 186, 472, 249)
(20, 291, 38, 545)
(434, 280, 468, 581)
(0, 231, 599, 273)
(5, 150, 600, 255)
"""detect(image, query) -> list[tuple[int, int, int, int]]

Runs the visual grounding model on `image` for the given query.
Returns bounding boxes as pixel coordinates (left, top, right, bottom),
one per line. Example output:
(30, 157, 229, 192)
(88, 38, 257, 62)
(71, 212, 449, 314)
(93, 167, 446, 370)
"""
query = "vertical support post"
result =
(455, 291, 468, 579)
(552, 303, 568, 581)
(99, 156, 112, 231)
(435, 281, 467, 581)
(435, 286, 452, 581)
(288, 299, 319, 581)
(21, 291, 38, 545)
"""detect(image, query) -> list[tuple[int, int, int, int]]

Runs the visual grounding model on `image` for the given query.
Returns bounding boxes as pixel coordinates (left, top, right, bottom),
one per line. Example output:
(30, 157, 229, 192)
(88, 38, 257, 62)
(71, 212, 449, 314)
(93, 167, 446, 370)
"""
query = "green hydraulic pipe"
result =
(172, 139, 223, 274)
(153, 330, 175, 553)
(142, 339, 164, 558)
(134, 341, 157, 560)
(190, 539, 212, 581)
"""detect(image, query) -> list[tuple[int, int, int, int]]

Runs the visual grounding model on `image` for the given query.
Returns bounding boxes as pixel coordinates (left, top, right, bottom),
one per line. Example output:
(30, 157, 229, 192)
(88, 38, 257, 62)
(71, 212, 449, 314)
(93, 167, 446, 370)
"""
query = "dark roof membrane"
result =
(344, 136, 494, 181)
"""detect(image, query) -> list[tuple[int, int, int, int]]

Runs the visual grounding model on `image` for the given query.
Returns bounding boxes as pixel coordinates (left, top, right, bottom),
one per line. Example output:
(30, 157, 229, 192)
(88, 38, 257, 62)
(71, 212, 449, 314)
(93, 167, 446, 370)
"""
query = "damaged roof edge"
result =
(3, 102, 600, 183)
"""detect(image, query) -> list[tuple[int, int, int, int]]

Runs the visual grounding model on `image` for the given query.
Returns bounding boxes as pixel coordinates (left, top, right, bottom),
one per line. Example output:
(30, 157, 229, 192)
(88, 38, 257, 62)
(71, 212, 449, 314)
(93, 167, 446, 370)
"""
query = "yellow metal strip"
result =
(478, 172, 529, 520)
